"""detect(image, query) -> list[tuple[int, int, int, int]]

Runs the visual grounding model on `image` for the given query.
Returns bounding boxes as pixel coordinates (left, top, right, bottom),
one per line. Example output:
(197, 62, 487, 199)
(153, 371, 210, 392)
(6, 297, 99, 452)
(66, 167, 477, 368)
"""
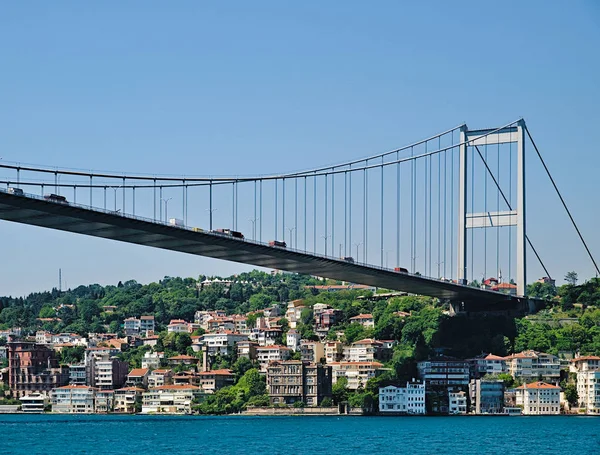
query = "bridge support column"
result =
(457, 125, 468, 285)
(516, 120, 527, 297)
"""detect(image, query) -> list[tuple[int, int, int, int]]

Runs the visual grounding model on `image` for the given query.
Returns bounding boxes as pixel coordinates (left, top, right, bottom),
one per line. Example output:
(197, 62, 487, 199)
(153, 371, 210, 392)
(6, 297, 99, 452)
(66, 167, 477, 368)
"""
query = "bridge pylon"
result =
(457, 119, 527, 296)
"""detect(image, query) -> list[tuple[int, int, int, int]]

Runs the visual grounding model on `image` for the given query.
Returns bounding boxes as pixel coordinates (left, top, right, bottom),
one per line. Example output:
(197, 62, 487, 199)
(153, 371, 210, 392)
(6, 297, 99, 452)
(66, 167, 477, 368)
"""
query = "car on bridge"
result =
(269, 240, 287, 248)
(394, 267, 409, 273)
(192, 227, 203, 233)
(8, 187, 24, 196)
(44, 193, 68, 203)
(342, 257, 355, 263)
(213, 228, 244, 239)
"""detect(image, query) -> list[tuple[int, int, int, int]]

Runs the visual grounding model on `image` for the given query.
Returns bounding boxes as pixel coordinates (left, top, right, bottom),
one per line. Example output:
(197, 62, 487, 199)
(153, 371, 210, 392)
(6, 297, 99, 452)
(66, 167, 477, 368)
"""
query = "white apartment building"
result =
(379, 383, 426, 414)
(141, 351, 164, 370)
(148, 369, 173, 388)
(515, 382, 561, 415)
(285, 300, 305, 329)
(348, 314, 375, 328)
(286, 330, 301, 352)
(329, 362, 384, 390)
(344, 339, 382, 363)
(467, 354, 507, 378)
(448, 391, 468, 415)
(505, 350, 560, 382)
(20, 393, 49, 413)
(52, 385, 96, 413)
(142, 385, 201, 414)
(167, 319, 190, 333)
(572, 356, 600, 415)
(201, 332, 248, 356)
(255, 345, 292, 372)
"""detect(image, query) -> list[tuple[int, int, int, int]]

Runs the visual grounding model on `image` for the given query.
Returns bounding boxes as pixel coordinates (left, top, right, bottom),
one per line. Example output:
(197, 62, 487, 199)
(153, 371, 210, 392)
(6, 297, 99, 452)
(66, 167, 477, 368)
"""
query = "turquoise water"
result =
(1, 414, 599, 455)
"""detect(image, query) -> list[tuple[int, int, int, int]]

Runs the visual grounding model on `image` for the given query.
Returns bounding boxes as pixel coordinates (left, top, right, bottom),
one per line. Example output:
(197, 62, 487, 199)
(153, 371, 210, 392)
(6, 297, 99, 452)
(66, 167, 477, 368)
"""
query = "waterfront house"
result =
(51, 385, 96, 413)
(378, 382, 426, 414)
(448, 391, 468, 415)
(114, 387, 144, 413)
(515, 381, 560, 415)
(126, 368, 150, 388)
(329, 361, 384, 390)
(267, 360, 332, 406)
(141, 384, 202, 414)
(20, 392, 49, 413)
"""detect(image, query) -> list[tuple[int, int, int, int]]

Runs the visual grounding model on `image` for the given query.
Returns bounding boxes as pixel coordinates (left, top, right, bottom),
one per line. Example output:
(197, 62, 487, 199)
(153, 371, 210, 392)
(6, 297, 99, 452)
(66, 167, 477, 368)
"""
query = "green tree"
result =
(564, 383, 578, 407)
(332, 376, 349, 405)
(565, 271, 578, 286)
(344, 323, 367, 344)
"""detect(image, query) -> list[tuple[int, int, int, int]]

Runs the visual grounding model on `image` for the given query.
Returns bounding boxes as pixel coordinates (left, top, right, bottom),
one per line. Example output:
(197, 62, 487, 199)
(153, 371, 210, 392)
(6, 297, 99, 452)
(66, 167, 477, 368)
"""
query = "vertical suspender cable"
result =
(304, 176, 307, 251)
(344, 171, 347, 257)
(90, 175, 93, 207)
(313, 173, 317, 254)
(259, 180, 263, 242)
(381, 157, 384, 267)
(450, 132, 455, 280)
(484, 138, 488, 280)
(325, 174, 328, 255)
(275, 179, 278, 240)
(437, 136, 441, 278)
(396, 151, 400, 269)
(295, 178, 298, 249)
(331, 172, 335, 256)
(443, 136, 447, 279)
(282, 178, 286, 241)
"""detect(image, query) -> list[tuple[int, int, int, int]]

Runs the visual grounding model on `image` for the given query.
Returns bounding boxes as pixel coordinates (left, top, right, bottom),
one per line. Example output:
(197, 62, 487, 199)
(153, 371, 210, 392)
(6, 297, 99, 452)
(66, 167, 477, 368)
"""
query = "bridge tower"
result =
(457, 119, 527, 296)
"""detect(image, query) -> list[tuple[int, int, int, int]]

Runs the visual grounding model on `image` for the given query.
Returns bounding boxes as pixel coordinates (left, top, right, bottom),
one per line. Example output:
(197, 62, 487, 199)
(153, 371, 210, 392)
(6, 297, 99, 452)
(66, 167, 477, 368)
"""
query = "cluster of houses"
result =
(1, 295, 599, 416)
(379, 351, 599, 415)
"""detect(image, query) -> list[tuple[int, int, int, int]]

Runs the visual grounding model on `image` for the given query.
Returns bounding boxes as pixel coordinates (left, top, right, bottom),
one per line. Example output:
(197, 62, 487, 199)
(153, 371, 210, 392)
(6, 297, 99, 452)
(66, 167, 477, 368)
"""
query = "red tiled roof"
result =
(168, 355, 198, 360)
(151, 384, 200, 391)
(515, 381, 560, 390)
(571, 356, 600, 362)
(329, 361, 384, 367)
(56, 385, 95, 390)
(128, 368, 149, 377)
(350, 314, 373, 320)
(116, 387, 145, 393)
(484, 354, 505, 361)
(198, 369, 233, 376)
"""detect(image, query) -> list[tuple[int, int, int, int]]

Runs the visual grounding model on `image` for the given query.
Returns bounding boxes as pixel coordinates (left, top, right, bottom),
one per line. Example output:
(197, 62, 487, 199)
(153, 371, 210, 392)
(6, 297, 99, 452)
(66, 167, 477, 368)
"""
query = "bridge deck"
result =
(0, 191, 522, 305)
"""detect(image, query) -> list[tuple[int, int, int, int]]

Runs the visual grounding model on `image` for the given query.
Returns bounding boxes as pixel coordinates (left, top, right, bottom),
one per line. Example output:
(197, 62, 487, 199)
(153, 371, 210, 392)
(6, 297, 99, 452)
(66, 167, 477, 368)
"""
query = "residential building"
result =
(114, 387, 144, 413)
(570, 355, 600, 374)
(312, 303, 330, 315)
(577, 370, 600, 415)
(148, 369, 173, 388)
(378, 382, 426, 414)
(515, 381, 561, 415)
(69, 364, 87, 385)
(285, 300, 306, 329)
(344, 339, 385, 363)
(469, 379, 505, 414)
(236, 341, 258, 360)
(267, 361, 332, 406)
(167, 355, 199, 368)
(141, 351, 164, 370)
(572, 356, 600, 414)
(140, 315, 155, 333)
(300, 341, 325, 364)
(249, 327, 282, 346)
(348, 314, 375, 328)
(8, 342, 69, 398)
(449, 391, 468, 415)
(123, 317, 141, 336)
(51, 385, 96, 413)
(167, 319, 190, 333)
(504, 350, 560, 382)
(315, 309, 343, 332)
(20, 393, 49, 413)
(95, 390, 114, 413)
(87, 354, 128, 390)
(467, 354, 507, 379)
(126, 368, 150, 388)
(198, 369, 235, 394)
(417, 357, 470, 388)
(324, 341, 344, 364)
(142, 384, 202, 414)
(200, 332, 248, 356)
(491, 282, 517, 295)
(286, 330, 301, 352)
(256, 346, 292, 372)
(329, 362, 384, 390)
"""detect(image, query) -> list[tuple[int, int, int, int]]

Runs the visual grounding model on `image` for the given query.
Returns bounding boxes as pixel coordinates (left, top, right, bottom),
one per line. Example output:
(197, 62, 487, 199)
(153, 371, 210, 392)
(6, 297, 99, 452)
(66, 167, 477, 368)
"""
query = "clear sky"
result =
(1, 1, 600, 296)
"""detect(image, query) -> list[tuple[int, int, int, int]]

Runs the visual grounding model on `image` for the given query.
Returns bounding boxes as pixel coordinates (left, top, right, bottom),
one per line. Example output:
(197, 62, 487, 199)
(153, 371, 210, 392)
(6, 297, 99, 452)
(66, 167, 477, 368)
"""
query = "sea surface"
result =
(1, 414, 599, 455)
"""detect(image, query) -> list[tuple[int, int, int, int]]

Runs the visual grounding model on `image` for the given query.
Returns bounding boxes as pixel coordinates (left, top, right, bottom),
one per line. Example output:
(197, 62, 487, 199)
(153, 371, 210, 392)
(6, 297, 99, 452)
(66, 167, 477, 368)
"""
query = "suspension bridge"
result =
(0, 119, 596, 313)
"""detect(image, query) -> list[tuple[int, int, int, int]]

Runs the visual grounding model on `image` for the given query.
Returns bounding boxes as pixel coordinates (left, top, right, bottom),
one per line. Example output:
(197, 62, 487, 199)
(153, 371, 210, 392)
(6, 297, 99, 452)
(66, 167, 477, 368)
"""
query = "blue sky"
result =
(1, 1, 599, 296)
